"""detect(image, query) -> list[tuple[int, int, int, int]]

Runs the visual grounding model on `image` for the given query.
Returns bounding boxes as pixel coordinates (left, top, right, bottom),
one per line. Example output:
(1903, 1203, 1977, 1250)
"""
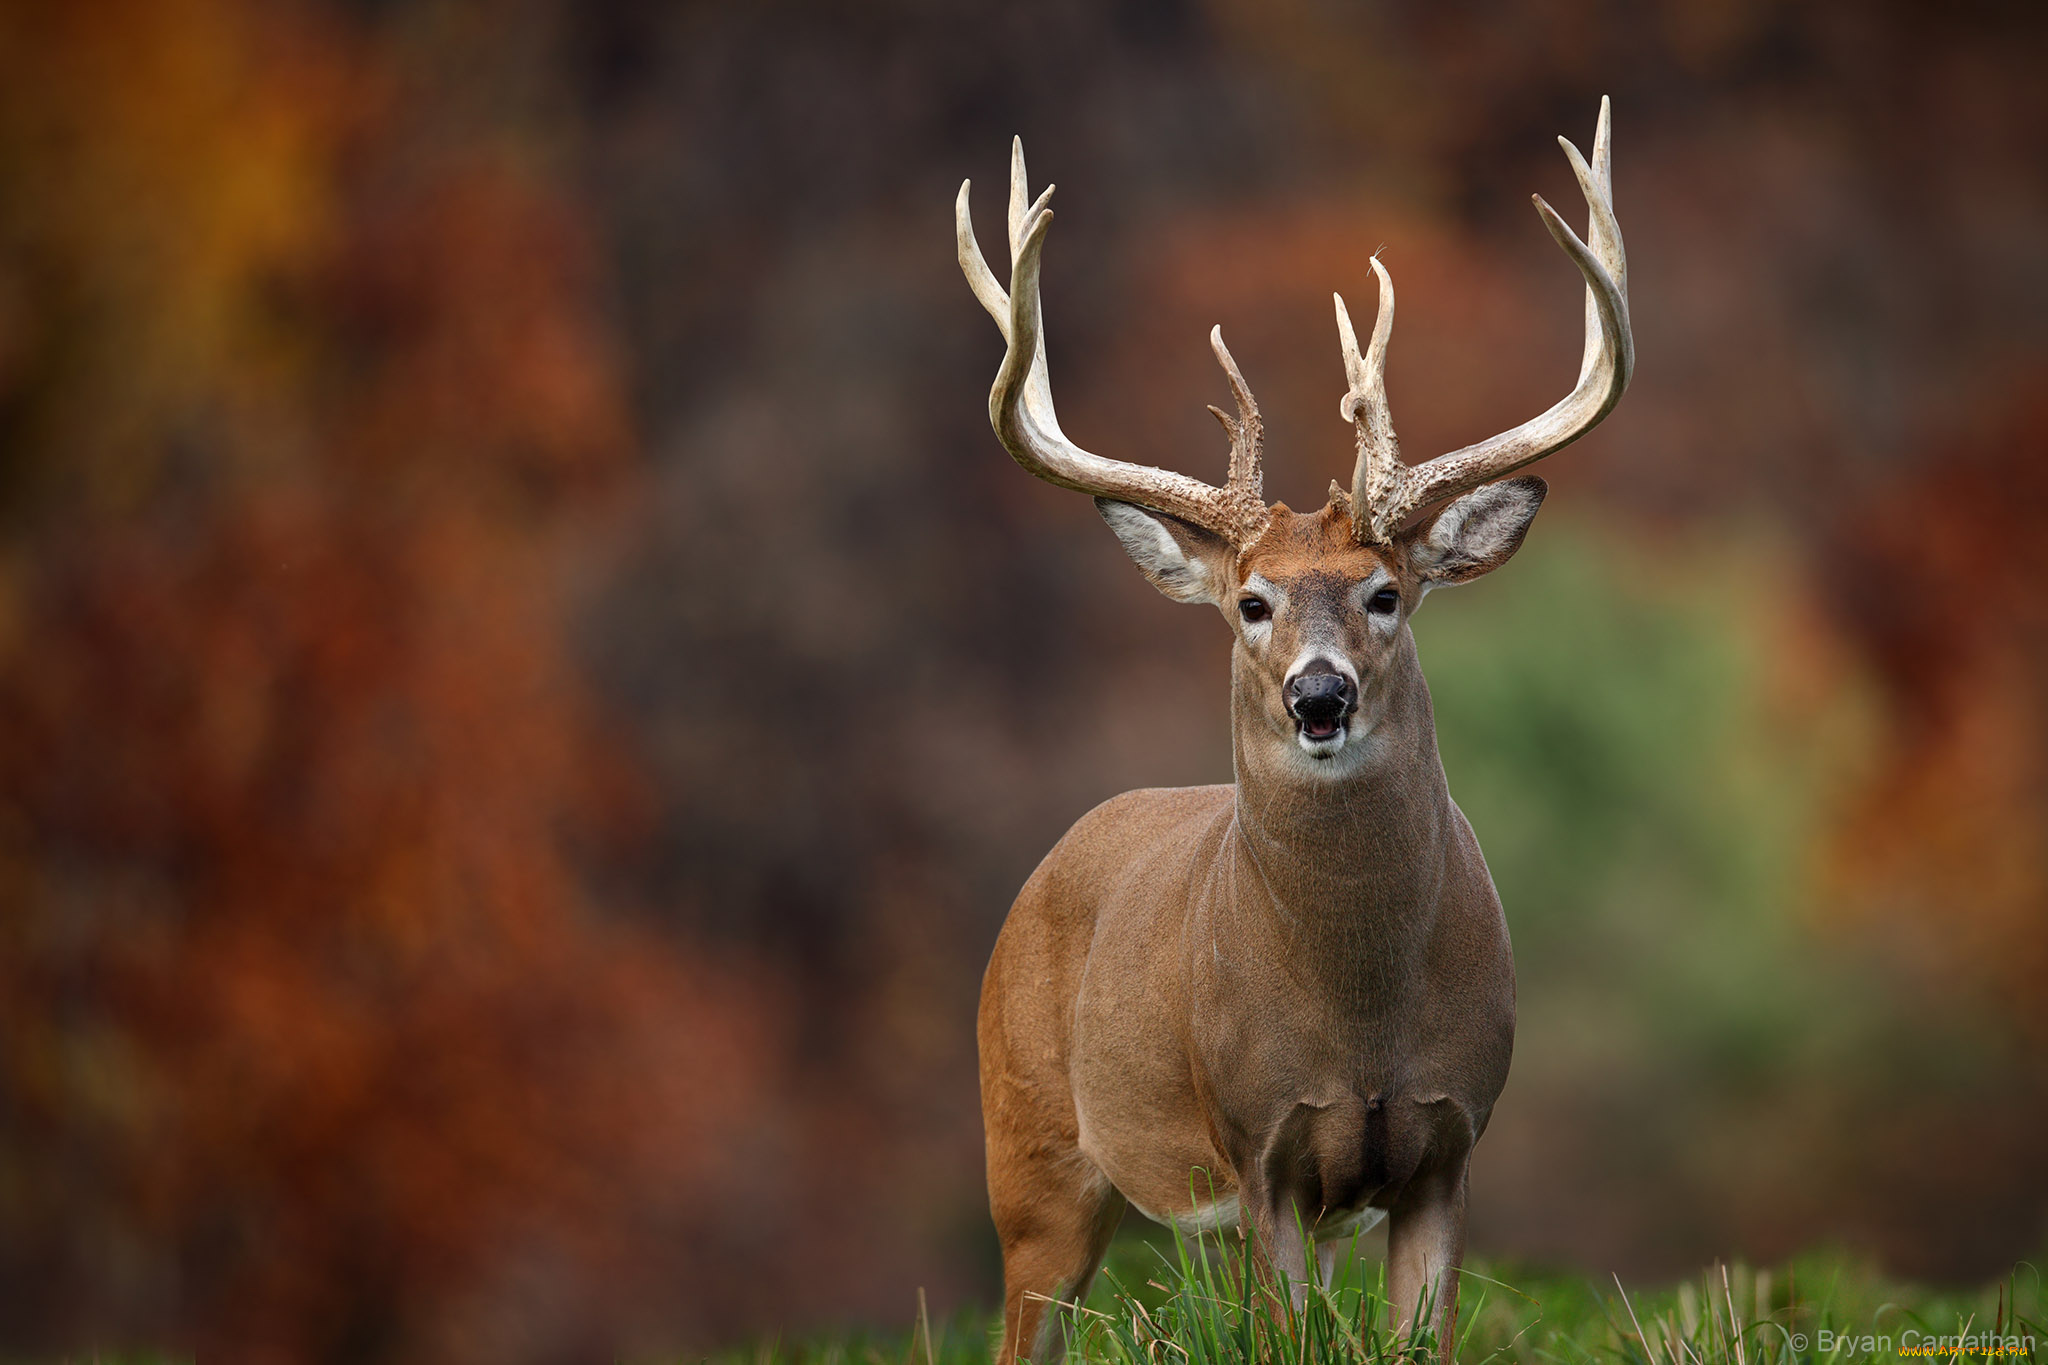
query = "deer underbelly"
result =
(1131, 1190, 1241, 1234)
(1122, 1190, 1386, 1237)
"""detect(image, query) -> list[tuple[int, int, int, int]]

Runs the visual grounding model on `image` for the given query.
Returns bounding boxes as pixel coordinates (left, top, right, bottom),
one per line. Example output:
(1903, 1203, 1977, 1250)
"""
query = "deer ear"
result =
(1095, 499, 1234, 605)
(1404, 476, 1546, 590)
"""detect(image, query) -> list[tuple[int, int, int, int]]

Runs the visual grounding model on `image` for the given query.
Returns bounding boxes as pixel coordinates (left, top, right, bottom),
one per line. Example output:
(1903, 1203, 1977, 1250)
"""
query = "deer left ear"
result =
(1404, 476, 1547, 590)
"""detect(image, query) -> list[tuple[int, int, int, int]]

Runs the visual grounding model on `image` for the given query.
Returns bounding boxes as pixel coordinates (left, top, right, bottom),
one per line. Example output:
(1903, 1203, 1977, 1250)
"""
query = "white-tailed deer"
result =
(955, 101, 1632, 1364)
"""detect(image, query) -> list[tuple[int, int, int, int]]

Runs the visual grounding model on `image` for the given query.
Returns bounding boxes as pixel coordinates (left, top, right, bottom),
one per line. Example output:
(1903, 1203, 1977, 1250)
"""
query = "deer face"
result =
(1097, 476, 1546, 773)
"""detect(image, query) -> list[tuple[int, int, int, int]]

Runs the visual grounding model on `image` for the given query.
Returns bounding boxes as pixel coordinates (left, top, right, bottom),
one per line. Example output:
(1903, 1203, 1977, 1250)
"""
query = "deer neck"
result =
(1225, 634, 1452, 974)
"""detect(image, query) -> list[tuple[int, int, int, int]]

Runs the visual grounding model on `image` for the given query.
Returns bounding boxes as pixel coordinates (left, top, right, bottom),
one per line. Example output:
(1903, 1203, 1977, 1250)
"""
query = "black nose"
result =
(1287, 669, 1356, 720)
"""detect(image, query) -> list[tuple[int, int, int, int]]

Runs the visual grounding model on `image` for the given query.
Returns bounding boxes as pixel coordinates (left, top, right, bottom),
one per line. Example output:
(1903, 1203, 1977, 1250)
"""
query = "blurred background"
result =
(2, 0, 2045, 1360)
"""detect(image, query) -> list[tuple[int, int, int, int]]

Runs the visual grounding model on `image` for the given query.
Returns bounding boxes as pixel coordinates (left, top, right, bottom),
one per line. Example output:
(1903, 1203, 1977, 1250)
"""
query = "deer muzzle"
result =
(1286, 668, 1357, 740)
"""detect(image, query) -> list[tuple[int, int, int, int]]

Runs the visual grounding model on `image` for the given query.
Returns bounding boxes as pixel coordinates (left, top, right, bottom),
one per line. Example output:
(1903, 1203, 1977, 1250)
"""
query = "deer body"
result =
(991, 651, 1516, 1218)
(956, 103, 1633, 1365)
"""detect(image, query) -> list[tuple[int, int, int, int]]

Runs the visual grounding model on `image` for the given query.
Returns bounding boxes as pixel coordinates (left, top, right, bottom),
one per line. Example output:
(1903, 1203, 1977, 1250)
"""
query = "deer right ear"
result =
(1095, 499, 1234, 605)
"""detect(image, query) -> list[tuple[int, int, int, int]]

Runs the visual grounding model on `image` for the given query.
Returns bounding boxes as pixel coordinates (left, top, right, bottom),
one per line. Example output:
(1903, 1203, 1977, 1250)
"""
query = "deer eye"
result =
(1238, 597, 1270, 624)
(1367, 588, 1400, 615)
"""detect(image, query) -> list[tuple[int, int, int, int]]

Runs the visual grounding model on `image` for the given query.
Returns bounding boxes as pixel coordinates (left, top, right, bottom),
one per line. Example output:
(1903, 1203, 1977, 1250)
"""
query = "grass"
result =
(695, 1233, 2045, 1365)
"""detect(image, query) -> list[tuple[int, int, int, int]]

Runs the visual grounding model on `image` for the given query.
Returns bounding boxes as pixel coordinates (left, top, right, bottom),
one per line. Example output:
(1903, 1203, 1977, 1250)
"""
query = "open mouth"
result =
(1297, 715, 1345, 743)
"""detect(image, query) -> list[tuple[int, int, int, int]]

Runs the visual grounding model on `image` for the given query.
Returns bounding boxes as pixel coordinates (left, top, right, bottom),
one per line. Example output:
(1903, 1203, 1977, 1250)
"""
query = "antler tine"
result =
(957, 141, 1270, 547)
(1576, 96, 1624, 386)
(1007, 137, 1039, 261)
(1337, 254, 1403, 542)
(1346, 99, 1634, 542)
(956, 179, 1008, 329)
(1205, 326, 1264, 502)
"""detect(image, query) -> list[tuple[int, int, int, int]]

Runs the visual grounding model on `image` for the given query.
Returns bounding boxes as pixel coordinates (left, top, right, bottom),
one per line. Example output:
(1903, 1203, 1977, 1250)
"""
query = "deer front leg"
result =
(1238, 1165, 1316, 1313)
(988, 1151, 1124, 1365)
(1386, 1161, 1468, 1364)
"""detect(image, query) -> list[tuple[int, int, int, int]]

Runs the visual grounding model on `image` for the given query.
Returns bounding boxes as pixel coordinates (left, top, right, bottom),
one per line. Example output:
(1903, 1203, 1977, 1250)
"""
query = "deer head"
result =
(956, 100, 1632, 781)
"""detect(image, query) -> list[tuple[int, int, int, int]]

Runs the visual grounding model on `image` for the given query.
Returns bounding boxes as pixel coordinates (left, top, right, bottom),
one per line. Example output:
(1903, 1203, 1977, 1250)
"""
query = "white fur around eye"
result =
(1354, 570, 1400, 630)
(1238, 573, 1282, 645)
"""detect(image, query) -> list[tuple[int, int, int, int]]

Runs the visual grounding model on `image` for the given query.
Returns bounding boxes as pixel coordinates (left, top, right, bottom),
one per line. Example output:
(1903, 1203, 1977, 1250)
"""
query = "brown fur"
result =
(981, 491, 1541, 1364)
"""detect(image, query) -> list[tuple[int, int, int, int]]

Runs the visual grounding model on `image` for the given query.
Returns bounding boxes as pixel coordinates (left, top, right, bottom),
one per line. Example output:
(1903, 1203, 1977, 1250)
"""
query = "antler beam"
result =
(957, 139, 1270, 547)
(1338, 98, 1634, 543)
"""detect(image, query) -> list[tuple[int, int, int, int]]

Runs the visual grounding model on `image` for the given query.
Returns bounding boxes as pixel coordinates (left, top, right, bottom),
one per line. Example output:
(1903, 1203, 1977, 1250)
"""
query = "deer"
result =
(954, 99, 1632, 1364)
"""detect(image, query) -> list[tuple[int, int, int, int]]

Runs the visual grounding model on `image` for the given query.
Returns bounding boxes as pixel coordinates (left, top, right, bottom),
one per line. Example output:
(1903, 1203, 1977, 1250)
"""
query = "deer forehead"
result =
(1235, 503, 1397, 593)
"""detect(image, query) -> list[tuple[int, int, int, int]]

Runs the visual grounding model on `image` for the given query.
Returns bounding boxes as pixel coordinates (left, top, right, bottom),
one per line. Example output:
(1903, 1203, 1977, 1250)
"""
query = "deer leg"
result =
(1316, 1236, 1342, 1289)
(1386, 1162, 1468, 1365)
(1315, 1230, 1364, 1290)
(1240, 1175, 1316, 1312)
(988, 1150, 1124, 1365)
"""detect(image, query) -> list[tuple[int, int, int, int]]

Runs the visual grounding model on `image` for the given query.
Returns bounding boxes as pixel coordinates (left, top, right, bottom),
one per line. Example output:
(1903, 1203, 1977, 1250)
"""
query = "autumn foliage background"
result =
(0, 2, 2044, 1361)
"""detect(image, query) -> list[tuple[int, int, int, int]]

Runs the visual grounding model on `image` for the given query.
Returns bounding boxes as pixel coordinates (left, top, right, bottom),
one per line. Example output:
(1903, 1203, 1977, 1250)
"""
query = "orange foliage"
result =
(1818, 388, 2048, 1036)
(0, 2, 792, 1359)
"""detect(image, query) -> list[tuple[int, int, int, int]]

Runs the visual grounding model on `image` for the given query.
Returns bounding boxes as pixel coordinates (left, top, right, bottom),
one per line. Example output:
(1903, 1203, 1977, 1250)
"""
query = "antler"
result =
(957, 139, 1270, 547)
(1337, 98, 1635, 544)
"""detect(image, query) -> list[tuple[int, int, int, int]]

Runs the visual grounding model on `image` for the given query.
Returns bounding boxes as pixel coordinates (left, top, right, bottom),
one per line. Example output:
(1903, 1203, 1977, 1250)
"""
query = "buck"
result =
(955, 101, 1632, 1363)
